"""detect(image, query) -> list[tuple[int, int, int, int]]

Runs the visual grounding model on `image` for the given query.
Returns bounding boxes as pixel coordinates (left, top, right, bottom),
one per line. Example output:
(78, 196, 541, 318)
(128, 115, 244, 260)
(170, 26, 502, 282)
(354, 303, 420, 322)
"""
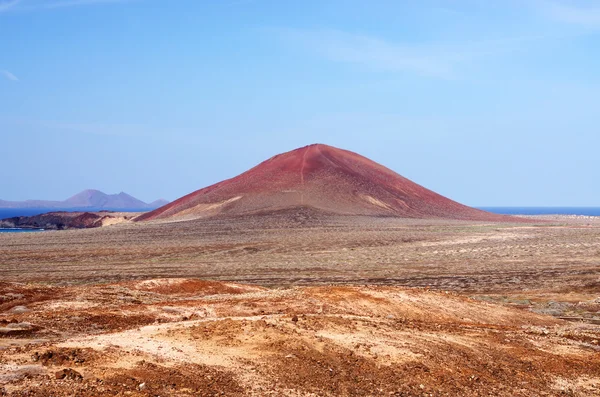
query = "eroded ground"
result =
(1, 212, 599, 395)
(1, 279, 599, 396)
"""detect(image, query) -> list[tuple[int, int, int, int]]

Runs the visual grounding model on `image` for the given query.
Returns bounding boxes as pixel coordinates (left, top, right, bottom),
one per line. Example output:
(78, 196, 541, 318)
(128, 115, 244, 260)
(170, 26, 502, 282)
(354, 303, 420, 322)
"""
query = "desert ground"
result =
(1, 210, 600, 395)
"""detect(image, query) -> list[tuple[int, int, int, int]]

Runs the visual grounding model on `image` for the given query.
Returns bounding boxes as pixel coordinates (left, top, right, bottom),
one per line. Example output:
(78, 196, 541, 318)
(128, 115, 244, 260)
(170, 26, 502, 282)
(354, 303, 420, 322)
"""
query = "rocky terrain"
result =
(1, 212, 599, 395)
(1, 209, 597, 290)
(1, 278, 599, 396)
(0, 211, 137, 230)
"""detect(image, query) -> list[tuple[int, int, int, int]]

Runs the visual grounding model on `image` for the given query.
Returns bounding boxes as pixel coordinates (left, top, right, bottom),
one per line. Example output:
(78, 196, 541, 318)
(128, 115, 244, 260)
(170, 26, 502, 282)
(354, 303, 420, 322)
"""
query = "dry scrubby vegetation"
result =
(0, 209, 598, 292)
(0, 211, 599, 395)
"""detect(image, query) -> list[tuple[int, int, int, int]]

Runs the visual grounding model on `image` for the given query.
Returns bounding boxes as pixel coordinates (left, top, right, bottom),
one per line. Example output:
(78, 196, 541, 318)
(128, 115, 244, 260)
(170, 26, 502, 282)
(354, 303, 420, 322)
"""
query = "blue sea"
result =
(0, 208, 150, 219)
(0, 228, 45, 233)
(479, 207, 600, 216)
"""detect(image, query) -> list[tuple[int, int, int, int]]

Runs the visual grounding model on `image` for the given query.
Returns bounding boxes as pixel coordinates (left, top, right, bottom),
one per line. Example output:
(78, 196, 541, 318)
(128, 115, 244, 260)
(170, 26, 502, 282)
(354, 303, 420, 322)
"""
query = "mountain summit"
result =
(0, 190, 168, 210)
(64, 190, 148, 208)
(137, 144, 512, 222)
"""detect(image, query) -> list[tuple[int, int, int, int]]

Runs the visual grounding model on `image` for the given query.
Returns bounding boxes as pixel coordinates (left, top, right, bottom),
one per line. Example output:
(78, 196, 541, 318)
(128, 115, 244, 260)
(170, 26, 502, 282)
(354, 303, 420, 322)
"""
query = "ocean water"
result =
(0, 228, 45, 233)
(0, 207, 149, 219)
(0, 208, 56, 218)
(479, 207, 600, 216)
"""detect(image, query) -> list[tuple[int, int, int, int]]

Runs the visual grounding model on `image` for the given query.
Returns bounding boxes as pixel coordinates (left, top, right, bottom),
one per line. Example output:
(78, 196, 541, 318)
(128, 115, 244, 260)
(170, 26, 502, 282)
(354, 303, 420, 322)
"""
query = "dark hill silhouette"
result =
(0, 189, 168, 210)
(137, 144, 517, 222)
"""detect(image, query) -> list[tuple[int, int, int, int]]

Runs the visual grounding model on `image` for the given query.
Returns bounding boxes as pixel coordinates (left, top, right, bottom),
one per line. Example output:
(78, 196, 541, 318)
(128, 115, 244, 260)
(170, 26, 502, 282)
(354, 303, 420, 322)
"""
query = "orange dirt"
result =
(1, 279, 599, 396)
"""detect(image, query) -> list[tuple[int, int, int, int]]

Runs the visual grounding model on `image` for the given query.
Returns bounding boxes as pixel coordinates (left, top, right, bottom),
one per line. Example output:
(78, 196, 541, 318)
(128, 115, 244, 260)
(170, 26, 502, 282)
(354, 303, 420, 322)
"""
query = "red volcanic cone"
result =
(136, 144, 513, 222)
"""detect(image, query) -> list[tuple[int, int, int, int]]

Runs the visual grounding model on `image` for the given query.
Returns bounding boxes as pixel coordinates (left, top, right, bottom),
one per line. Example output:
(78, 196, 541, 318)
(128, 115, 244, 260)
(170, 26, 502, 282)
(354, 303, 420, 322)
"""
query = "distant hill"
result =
(137, 143, 518, 222)
(0, 189, 169, 210)
(149, 199, 170, 207)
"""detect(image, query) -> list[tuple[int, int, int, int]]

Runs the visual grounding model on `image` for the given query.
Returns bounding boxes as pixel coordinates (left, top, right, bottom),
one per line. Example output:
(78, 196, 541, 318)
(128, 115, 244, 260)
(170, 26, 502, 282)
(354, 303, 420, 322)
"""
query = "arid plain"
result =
(1, 210, 600, 396)
(2, 144, 600, 396)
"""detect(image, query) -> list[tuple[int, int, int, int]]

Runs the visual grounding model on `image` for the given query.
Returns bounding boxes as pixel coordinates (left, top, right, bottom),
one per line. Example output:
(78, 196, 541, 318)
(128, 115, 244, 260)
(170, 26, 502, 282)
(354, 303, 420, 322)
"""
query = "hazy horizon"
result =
(2, 0, 599, 206)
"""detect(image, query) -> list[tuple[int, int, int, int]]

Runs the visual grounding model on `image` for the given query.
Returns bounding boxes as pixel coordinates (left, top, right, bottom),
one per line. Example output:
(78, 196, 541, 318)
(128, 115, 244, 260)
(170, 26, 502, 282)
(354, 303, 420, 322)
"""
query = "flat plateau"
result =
(1, 209, 598, 292)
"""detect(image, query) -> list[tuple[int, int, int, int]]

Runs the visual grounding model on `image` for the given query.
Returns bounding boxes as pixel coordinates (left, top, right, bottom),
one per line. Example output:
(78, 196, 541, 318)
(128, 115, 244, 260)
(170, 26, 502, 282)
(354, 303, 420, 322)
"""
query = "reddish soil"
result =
(137, 144, 517, 222)
(1, 279, 599, 396)
(1, 213, 598, 395)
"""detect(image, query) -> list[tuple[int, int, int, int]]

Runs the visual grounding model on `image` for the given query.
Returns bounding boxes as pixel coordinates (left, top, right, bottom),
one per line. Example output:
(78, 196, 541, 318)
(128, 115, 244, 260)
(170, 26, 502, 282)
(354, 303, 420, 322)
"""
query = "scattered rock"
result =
(54, 368, 83, 381)
(1, 293, 24, 301)
(33, 349, 90, 365)
(0, 322, 37, 336)
(6, 322, 32, 329)
(10, 306, 29, 314)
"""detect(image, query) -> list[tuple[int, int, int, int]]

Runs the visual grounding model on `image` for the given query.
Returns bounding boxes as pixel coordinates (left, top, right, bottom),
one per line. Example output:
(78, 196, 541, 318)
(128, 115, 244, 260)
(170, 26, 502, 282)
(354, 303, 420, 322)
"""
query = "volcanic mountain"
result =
(137, 144, 515, 222)
(0, 190, 168, 210)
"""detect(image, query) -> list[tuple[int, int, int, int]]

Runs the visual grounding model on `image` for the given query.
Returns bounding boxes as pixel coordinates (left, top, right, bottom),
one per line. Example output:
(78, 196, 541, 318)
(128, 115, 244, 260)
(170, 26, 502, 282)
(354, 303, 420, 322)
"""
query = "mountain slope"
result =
(136, 144, 515, 222)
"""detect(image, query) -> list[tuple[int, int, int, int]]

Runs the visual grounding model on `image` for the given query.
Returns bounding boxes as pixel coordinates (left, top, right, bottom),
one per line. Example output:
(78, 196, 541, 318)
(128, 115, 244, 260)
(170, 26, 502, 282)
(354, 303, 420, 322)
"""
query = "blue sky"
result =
(1, 0, 599, 206)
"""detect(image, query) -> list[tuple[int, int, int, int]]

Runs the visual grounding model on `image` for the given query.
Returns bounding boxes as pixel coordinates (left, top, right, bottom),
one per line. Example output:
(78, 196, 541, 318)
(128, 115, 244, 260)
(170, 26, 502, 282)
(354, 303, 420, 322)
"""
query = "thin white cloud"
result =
(0, 70, 19, 81)
(537, 0, 600, 27)
(281, 29, 455, 79)
(0, 0, 21, 12)
(279, 29, 549, 80)
(40, 0, 136, 10)
(0, 0, 136, 12)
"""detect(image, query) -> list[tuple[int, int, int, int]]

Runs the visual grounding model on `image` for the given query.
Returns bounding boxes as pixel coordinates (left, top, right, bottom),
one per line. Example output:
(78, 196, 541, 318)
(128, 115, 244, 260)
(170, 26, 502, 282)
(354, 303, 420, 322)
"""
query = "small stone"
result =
(138, 382, 146, 390)
(55, 368, 83, 380)
(291, 315, 299, 323)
